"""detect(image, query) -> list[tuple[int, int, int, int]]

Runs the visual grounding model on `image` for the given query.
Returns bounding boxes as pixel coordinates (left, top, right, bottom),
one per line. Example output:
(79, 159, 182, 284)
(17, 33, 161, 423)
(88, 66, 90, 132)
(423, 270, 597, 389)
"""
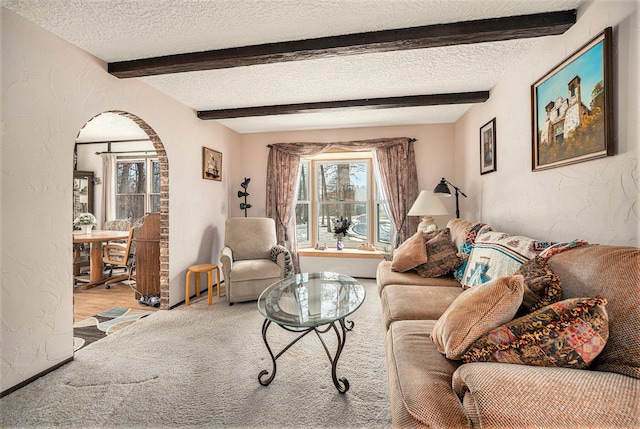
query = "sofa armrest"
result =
(452, 362, 640, 428)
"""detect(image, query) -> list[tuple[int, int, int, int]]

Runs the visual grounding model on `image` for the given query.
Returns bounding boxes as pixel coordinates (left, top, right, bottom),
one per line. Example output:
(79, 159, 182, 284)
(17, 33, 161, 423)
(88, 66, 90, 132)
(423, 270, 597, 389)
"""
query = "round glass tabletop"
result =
(257, 272, 366, 327)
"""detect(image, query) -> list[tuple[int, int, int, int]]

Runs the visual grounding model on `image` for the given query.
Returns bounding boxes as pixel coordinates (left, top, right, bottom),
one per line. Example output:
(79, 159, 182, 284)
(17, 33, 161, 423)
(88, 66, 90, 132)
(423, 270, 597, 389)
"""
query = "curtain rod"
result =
(76, 139, 150, 145)
(95, 150, 156, 155)
(266, 138, 416, 148)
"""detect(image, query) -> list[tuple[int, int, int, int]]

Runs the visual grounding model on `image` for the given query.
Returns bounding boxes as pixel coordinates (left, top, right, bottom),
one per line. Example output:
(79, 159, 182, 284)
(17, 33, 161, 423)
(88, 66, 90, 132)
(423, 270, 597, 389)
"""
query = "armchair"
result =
(220, 217, 287, 304)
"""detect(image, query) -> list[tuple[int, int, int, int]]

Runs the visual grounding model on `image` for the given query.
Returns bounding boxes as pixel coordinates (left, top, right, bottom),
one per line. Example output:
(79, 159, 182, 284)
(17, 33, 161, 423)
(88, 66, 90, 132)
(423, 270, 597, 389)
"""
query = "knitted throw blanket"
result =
(270, 245, 294, 277)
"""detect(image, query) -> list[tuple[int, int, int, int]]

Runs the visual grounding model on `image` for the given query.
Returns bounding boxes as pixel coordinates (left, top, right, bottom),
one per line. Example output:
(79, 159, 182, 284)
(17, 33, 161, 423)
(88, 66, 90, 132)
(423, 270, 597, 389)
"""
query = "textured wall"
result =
(1, 9, 236, 393)
(454, 0, 639, 246)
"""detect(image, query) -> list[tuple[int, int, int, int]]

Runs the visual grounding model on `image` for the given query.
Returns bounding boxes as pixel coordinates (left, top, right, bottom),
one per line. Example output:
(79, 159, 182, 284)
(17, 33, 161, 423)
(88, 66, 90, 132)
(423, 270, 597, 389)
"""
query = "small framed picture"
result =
(531, 27, 613, 171)
(480, 118, 496, 175)
(203, 147, 222, 181)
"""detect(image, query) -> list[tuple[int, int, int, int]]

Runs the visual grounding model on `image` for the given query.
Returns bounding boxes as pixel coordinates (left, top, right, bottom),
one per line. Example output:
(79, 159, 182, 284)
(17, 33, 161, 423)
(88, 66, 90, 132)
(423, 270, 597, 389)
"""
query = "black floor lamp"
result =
(433, 178, 467, 218)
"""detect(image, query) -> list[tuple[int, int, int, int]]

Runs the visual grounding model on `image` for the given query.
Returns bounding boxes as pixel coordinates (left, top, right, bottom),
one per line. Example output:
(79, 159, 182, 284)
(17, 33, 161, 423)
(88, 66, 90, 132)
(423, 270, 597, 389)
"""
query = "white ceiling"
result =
(3, 0, 582, 135)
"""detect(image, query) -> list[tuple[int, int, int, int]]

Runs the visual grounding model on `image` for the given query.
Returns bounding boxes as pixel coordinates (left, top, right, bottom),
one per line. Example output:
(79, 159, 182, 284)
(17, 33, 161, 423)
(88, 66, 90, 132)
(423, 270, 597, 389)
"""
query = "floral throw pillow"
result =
(415, 228, 462, 278)
(462, 297, 609, 369)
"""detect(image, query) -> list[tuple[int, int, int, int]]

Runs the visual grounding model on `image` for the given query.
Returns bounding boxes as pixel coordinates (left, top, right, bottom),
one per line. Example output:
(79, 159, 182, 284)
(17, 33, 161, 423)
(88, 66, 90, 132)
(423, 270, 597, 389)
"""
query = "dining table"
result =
(73, 229, 130, 289)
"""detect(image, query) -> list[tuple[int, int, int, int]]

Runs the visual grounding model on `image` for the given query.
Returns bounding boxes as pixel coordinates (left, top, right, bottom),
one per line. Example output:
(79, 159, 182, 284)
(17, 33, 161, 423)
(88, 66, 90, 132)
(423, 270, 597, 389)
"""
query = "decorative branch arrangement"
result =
(238, 177, 251, 217)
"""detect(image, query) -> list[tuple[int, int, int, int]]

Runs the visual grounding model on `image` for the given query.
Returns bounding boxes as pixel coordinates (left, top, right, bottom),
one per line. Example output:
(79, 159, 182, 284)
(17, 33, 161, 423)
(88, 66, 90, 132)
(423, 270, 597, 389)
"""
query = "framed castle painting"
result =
(531, 27, 613, 171)
(203, 147, 222, 181)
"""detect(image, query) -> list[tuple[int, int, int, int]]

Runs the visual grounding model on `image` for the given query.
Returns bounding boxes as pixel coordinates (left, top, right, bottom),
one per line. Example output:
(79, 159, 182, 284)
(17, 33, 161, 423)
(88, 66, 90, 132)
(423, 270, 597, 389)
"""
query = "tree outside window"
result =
(116, 158, 160, 222)
(295, 154, 393, 249)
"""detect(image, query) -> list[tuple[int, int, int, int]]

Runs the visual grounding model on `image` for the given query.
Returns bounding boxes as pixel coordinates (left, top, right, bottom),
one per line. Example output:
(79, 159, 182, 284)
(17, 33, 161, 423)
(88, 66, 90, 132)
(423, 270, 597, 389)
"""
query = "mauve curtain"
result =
(373, 141, 419, 247)
(266, 138, 418, 273)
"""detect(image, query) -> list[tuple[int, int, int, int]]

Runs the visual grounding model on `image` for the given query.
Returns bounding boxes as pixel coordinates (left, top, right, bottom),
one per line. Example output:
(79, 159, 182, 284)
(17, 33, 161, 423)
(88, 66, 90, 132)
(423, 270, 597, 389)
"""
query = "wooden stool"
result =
(186, 263, 221, 306)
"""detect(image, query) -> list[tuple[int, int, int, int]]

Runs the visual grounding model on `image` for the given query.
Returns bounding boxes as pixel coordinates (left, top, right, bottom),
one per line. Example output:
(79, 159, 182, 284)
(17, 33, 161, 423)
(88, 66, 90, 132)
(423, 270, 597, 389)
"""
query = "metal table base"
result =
(258, 318, 355, 393)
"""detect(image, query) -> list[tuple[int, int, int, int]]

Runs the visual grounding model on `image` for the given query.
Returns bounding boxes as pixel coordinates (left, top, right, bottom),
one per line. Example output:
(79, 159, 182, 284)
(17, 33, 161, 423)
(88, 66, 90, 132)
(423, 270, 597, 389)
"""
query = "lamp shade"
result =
(433, 179, 452, 196)
(408, 190, 449, 216)
(408, 191, 449, 233)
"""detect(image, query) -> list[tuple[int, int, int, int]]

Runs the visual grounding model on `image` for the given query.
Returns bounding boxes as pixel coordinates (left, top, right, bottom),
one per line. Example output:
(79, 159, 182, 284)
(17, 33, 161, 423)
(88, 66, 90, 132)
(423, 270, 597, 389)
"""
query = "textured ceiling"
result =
(3, 0, 582, 135)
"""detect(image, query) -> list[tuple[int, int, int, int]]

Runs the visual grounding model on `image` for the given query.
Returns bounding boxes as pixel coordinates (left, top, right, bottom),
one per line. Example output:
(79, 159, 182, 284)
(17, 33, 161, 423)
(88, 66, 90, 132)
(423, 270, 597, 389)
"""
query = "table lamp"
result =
(407, 190, 449, 233)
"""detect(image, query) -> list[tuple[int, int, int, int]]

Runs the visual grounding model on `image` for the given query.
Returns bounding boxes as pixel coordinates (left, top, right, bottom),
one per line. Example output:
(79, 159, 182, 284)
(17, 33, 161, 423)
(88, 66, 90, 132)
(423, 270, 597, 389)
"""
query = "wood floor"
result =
(73, 281, 159, 322)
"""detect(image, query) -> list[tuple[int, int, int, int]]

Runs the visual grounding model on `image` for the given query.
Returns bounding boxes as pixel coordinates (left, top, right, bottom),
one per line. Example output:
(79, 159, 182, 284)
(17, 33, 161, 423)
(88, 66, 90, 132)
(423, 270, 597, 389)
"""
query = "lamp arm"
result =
(443, 178, 467, 198)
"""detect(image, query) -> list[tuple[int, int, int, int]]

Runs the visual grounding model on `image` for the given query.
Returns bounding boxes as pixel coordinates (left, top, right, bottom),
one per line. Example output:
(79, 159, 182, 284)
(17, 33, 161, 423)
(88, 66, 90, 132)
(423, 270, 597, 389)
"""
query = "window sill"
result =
(298, 248, 384, 259)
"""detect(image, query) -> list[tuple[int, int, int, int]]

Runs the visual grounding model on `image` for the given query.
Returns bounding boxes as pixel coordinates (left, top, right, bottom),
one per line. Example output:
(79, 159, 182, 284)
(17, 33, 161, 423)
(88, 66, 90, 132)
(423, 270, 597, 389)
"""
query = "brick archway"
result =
(80, 111, 170, 309)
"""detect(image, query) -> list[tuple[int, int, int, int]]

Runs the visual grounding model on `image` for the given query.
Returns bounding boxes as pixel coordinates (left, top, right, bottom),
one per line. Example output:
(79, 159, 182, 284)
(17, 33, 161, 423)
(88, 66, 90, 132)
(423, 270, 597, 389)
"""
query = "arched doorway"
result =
(75, 111, 169, 309)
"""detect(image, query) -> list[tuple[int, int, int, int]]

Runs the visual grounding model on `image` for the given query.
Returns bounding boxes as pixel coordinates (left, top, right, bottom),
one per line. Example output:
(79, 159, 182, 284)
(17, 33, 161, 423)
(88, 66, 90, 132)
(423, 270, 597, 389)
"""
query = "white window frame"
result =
(115, 156, 160, 222)
(295, 151, 392, 249)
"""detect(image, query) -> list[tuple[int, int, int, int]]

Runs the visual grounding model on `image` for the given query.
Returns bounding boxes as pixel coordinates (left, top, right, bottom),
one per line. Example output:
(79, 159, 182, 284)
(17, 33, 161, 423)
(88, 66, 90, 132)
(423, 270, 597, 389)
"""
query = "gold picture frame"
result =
(203, 147, 222, 181)
(531, 27, 613, 171)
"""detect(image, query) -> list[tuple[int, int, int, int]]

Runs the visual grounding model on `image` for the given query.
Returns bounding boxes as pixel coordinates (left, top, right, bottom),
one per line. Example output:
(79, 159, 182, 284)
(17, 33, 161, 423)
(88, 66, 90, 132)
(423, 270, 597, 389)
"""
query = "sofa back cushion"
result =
(547, 245, 640, 379)
(445, 218, 474, 249)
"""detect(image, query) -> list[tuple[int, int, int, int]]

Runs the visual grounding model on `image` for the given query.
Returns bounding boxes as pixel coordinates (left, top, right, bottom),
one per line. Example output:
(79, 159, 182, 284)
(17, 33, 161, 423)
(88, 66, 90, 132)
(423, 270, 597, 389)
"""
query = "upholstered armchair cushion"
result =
(224, 217, 277, 261)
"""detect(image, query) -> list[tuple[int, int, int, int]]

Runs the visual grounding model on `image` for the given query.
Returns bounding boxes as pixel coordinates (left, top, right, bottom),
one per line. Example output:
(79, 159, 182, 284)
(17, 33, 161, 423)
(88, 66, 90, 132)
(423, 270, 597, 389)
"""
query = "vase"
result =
(80, 224, 93, 234)
(336, 236, 344, 251)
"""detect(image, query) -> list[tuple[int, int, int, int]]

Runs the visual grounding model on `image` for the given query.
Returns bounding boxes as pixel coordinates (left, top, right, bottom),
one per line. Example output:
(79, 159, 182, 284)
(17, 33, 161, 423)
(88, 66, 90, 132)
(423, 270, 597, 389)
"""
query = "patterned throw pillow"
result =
(461, 231, 549, 289)
(514, 240, 589, 315)
(453, 222, 493, 282)
(515, 256, 562, 315)
(415, 228, 462, 278)
(391, 230, 428, 272)
(462, 297, 609, 368)
(431, 275, 525, 360)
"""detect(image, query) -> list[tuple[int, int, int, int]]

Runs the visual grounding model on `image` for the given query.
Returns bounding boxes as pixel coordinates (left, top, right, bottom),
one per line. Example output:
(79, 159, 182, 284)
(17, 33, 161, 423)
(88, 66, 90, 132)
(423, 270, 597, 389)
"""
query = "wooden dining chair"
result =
(103, 227, 135, 288)
(103, 219, 131, 245)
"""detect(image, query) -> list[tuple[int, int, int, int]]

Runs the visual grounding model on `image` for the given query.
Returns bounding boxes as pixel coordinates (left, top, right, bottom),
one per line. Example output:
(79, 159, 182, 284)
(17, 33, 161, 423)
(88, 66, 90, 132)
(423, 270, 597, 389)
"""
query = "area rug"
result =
(73, 307, 154, 351)
(2, 278, 391, 428)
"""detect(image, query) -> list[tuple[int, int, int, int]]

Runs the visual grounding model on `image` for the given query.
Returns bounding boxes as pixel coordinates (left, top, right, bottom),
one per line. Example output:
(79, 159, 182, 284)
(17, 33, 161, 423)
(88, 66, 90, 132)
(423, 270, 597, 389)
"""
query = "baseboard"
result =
(0, 356, 73, 398)
(170, 279, 225, 310)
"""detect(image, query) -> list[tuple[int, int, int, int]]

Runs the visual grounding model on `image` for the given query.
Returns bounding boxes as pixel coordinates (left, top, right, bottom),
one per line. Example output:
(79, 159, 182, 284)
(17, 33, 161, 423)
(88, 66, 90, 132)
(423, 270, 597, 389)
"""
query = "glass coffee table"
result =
(257, 272, 366, 393)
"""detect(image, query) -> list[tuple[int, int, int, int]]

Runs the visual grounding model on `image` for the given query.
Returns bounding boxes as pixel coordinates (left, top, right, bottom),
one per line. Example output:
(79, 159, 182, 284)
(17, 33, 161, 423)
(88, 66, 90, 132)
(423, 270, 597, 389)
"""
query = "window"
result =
(295, 161, 311, 243)
(554, 122, 565, 144)
(116, 157, 160, 222)
(295, 152, 393, 249)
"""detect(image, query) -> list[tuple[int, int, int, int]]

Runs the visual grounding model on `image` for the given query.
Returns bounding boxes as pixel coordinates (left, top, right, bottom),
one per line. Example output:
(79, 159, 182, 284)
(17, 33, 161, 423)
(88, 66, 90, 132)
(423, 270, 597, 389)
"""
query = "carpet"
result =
(73, 307, 155, 351)
(1, 278, 391, 428)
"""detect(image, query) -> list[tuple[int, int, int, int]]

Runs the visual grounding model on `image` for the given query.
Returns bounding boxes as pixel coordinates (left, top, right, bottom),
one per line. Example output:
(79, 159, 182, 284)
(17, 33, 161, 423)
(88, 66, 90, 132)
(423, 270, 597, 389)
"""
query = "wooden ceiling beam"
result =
(196, 91, 490, 120)
(109, 10, 576, 78)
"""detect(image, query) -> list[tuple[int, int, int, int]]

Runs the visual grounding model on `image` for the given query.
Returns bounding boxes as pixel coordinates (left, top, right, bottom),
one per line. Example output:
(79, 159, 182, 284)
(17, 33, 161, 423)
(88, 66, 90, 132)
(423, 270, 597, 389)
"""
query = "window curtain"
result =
(266, 138, 418, 273)
(373, 142, 419, 248)
(101, 153, 117, 222)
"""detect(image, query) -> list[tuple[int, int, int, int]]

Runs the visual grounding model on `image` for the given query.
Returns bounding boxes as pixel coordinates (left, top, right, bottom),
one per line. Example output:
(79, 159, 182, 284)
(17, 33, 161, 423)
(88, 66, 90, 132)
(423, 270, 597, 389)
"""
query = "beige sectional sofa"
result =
(378, 218, 640, 428)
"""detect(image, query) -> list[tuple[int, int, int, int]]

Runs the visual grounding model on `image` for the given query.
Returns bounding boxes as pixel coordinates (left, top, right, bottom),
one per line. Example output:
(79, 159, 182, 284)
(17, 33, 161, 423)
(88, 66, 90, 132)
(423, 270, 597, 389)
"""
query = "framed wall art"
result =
(480, 118, 497, 175)
(203, 147, 222, 181)
(531, 27, 613, 171)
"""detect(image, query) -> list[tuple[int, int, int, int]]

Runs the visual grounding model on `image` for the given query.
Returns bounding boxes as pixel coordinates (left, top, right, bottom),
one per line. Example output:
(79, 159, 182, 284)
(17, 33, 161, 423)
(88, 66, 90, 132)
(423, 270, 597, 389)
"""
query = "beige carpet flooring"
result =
(1, 278, 391, 428)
